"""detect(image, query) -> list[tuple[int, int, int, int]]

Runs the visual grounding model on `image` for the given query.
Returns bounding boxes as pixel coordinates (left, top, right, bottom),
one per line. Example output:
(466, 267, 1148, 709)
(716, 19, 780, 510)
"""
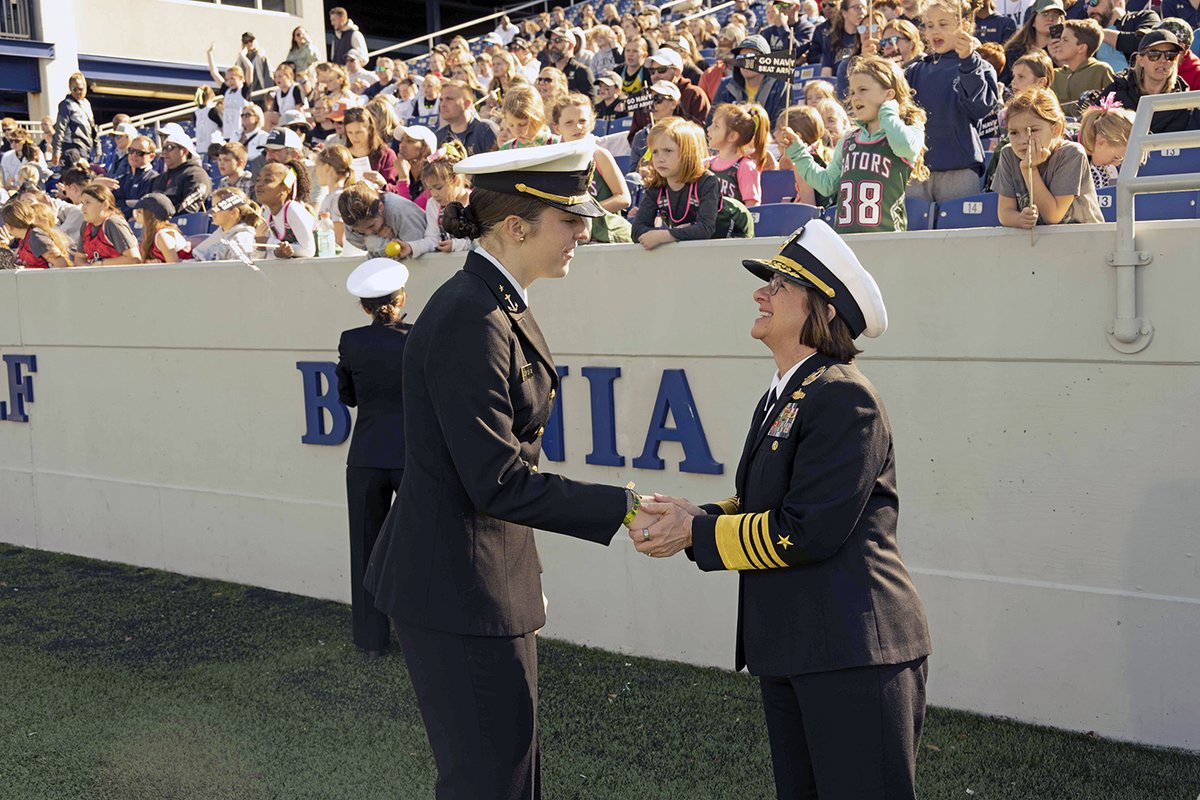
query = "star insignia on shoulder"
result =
(776, 535, 793, 550)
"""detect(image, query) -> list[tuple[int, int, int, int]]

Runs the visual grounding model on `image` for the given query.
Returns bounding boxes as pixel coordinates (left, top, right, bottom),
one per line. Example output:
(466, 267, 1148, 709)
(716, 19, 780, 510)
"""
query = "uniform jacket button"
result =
(530, 464, 539, 472)
(549, 389, 556, 400)
(536, 426, 545, 437)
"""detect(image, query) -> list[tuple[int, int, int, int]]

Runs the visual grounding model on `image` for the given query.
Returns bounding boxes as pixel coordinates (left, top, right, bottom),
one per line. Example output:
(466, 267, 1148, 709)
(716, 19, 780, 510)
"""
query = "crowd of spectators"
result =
(2, 0, 1199, 268)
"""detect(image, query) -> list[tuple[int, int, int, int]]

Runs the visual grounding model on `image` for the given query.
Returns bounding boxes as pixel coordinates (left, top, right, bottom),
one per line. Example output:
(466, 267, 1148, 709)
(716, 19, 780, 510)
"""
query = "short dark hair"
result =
(60, 167, 91, 187)
(1064, 19, 1102, 56)
(798, 286, 862, 362)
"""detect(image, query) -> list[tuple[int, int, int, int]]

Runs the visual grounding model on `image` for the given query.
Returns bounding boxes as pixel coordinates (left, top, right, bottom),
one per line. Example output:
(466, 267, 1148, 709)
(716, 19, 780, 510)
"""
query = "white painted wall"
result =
(2, 222, 1198, 751)
(28, 0, 326, 117)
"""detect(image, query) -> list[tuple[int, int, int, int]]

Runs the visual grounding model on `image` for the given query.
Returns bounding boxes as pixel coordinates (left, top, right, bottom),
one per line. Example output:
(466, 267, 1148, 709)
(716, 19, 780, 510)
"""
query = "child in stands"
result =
(775, 105, 834, 206)
(553, 93, 633, 243)
(134, 193, 194, 263)
(706, 103, 771, 206)
(195, 188, 260, 262)
(75, 183, 140, 266)
(994, 87, 1102, 228)
(631, 117, 754, 249)
(498, 84, 558, 149)
(255, 163, 316, 258)
(1, 198, 71, 268)
(271, 62, 308, 117)
(393, 140, 474, 258)
(983, 51, 1054, 189)
(905, 0, 1000, 202)
(813, 97, 851, 149)
(207, 49, 252, 141)
(1078, 98, 1135, 190)
(782, 56, 927, 232)
(315, 144, 359, 252)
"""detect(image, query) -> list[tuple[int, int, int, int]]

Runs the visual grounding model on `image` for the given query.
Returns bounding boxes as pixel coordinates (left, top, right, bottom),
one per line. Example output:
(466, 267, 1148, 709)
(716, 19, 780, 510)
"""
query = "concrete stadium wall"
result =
(2, 222, 1198, 752)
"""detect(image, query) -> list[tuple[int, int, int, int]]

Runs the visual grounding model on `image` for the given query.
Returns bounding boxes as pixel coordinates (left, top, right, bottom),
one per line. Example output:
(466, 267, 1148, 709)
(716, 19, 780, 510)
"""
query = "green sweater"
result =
(1052, 58, 1115, 117)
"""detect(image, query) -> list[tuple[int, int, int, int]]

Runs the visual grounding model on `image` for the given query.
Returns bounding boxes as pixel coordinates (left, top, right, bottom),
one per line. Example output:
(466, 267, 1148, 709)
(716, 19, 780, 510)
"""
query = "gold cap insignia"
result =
(801, 366, 827, 386)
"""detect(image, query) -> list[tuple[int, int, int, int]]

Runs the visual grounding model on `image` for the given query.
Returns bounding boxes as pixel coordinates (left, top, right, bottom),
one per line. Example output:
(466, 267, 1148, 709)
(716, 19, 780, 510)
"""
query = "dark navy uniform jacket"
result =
(336, 319, 411, 469)
(690, 354, 931, 677)
(365, 251, 627, 637)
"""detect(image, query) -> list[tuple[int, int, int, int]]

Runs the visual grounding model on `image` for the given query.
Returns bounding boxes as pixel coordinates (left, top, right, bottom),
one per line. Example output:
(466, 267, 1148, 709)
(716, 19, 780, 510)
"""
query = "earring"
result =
(519, 235, 526, 242)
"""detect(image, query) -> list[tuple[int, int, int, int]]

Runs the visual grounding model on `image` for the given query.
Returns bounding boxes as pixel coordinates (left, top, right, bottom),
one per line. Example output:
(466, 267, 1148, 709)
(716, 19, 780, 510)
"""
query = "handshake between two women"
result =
(624, 494, 706, 559)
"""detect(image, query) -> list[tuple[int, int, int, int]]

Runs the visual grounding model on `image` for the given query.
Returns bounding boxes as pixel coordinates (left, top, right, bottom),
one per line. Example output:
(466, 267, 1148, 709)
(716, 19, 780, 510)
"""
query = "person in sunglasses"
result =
(1087, 0, 1162, 68)
(149, 131, 213, 216)
(1098, 29, 1200, 133)
(95, 136, 159, 218)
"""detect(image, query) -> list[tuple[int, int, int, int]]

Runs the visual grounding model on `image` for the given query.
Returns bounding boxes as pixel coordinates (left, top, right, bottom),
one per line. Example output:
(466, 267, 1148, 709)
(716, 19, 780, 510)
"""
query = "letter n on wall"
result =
(296, 361, 350, 445)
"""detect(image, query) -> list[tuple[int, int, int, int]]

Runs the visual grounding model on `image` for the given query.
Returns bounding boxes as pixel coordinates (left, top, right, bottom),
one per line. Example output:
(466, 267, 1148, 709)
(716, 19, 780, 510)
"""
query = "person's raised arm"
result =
(595, 147, 631, 213)
(206, 43, 224, 86)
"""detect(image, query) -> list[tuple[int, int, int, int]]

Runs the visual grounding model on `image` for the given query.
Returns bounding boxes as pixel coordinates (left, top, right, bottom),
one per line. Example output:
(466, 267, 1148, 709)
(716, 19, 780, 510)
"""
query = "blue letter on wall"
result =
(582, 366, 624, 467)
(2, 354, 37, 423)
(296, 361, 350, 445)
(543, 366, 569, 462)
(632, 369, 723, 475)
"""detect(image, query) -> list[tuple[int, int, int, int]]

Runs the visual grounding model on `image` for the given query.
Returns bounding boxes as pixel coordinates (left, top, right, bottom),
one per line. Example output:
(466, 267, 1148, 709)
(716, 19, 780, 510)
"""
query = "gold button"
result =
(536, 426, 545, 437)
(771, 441, 779, 451)
(549, 389, 556, 400)
(531, 464, 538, 473)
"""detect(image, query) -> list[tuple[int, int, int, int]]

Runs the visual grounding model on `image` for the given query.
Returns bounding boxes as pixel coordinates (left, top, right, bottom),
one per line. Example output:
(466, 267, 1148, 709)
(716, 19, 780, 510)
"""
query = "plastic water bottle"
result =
(315, 212, 337, 258)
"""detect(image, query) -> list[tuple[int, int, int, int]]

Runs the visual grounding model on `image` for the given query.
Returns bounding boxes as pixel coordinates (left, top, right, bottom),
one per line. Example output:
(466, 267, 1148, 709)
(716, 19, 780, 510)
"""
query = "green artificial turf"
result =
(0, 543, 1197, 799)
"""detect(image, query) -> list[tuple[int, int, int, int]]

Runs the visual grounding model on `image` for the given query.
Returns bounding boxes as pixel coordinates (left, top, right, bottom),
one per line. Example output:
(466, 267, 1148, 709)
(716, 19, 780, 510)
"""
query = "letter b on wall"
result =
(296, 361, 350, 445)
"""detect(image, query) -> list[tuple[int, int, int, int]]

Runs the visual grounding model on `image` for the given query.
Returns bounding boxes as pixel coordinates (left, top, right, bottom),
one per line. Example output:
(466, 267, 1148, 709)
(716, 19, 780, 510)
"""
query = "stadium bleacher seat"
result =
(906, 197, 937, 230)
(700, 48, 716, 60)
(752, 202, 823, 236)
(935, 192, 999, 229)
(593, 119, 609, 137)
(417, 115, 439, 128)
(174, 213, 212, 237)
(796, 64, 820, 80)
(1139, 148, 1200, 177)
(614, 154, 632, 175)
(1095, 187, 1200, 222)
(180, 120, 196, 138)
(610, 116, 634, 134)
(761, 170, 797, 204)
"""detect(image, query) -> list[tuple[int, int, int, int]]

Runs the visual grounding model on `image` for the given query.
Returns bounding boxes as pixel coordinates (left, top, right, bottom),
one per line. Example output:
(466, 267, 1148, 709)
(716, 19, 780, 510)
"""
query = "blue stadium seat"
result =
(174, 213, 212, 237)
(905, 197, 937, 230)
(751, 203, 823, 236)
(180, 120, 196, 137)
(206, 162, 222, 185)
(613, 154, 631, 174)
(935, 192, 999, 229)
(1093, 187, 1197, 222)
(417, 115, 439, 128)
(700, 48, 716, 60)
(796, 64, 820, 80)
(760, 169, 797, 204)
(593, 119, 609, 137)
(1139, 148, 1200, 177)
(610, 116, 634, 133)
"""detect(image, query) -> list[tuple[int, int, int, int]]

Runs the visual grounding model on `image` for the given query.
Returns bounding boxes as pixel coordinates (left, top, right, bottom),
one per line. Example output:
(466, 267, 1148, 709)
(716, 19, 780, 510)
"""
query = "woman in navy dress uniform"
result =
(364, 137, 658, 800)
(336, 258, 412, 656)
(640, 220, 932, 800)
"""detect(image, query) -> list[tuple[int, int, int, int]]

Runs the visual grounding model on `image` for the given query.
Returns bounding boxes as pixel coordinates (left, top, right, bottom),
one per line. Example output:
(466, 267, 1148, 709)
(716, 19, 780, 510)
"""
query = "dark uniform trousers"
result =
(345, 467, 403, 651)
(364, 252, 627, 799)
(689, 354, 932, 800)
(337, 319, 412, 653)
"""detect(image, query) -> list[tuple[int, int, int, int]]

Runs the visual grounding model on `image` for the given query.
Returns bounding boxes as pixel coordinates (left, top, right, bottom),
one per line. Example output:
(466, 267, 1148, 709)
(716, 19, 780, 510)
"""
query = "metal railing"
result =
(0, 0, 34, 39)
(102, 86, 275, 136)
(1107, 89, 1200, 354)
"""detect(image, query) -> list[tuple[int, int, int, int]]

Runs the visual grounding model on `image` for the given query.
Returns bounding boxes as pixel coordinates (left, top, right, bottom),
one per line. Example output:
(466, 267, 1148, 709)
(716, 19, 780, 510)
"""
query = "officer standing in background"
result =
(336, 258, 412, 657)
(364, 138, 659, 799)
(641, 221, 932, 800)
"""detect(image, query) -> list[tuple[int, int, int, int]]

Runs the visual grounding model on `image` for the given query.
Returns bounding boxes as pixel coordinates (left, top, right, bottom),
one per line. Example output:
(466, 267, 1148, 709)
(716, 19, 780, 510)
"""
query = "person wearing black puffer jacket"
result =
(150, 131, 214, 216)
(1098, 30, 1200, 134)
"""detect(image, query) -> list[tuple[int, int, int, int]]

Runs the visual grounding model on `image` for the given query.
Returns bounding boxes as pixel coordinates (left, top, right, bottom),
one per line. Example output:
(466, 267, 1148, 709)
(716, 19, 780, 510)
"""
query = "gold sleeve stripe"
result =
(714, 514, 757, 570)
(714, 496, 741, 515)
(756, 514, 787, 568)
(738, 515, 767, 570)
(748, 513, 777, 570)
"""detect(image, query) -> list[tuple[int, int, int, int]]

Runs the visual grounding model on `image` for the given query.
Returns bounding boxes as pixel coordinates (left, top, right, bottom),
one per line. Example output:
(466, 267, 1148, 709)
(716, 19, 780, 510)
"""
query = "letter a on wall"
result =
(632, 369, 723, 475)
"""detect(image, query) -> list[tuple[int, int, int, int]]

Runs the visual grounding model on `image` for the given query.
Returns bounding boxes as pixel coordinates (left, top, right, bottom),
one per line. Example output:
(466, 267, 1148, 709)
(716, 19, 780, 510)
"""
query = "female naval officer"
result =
(363, 137, 659, 799)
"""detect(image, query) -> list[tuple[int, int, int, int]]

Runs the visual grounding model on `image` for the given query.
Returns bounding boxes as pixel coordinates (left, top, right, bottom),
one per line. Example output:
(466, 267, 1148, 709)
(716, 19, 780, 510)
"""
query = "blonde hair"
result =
(779, 105, 832, 164)
(1, 199, 72, 260)
(211, 187, 262, 226)
(711, 103, 770, 170)
(813, 97, 851, 148)
(645, 117, 708, 188)
(804, 79, 836, 105)
(420, 140, 469, 184)
(847, 56, 929, 181)
(316, 143, 359, 186)
(1005, 86, 1065, 130)
(1078, 104, 1135, 152)
(551, 92, 594, 125)
(365, 95, 399, 141)
(1013, 51, 1055, 87)
(15, 164, 41, 187)
(501, 83, 548, 132)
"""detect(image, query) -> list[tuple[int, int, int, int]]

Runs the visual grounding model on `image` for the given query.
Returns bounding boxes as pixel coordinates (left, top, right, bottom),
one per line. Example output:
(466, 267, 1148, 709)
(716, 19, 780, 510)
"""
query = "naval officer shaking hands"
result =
(638, 221, 932, 800)
(363, 137, 661, 800)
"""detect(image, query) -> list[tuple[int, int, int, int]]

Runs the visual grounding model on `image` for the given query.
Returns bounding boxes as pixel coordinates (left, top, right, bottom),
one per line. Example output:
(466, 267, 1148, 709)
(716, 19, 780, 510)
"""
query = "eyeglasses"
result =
(128, 149, 153, 157)
(162, 143, 182, 152)
(880, 35, 902, 47)
(537, 76, 554, 83)
(651, 66, 672, 73)
(766, 274, 792, 296)
(240, 112, 256, 118)
(1141, 48, 1181, 61)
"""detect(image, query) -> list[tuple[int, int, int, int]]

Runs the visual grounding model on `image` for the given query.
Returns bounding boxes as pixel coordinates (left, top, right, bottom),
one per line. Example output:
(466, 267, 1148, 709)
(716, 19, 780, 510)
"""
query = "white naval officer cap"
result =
(742, 220, 887, 339)
(453, 135, 605, 217)
(346, 258, 410, 299)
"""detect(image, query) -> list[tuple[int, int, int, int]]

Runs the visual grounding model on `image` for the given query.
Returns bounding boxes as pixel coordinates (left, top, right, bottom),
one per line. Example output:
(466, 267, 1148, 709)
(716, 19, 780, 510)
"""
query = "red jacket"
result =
(1178, 51, 1200, 91)
(628, 77, 712, 143)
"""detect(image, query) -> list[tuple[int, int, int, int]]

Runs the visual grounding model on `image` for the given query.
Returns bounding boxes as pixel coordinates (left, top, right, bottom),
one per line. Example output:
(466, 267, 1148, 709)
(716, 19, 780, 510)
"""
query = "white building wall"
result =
(1, 222, 1198, 751)
(30, 0, 326, 116)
